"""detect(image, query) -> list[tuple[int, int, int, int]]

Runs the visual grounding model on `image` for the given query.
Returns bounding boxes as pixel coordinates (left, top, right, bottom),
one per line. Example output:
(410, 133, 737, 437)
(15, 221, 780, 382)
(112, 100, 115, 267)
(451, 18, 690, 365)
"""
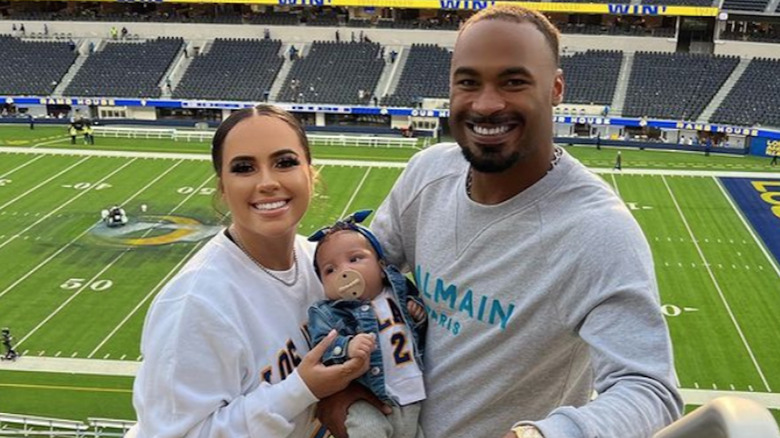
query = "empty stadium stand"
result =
(721, 0, 770, 11)
(277, 41, 385, 105)
(622, 52, 739, 120)
(0, 35, 78, 96)
(382, 44, 450, 107)
(560, 50, 623, 105)
(173, 38, 283, 101)
(64, 37, 183, 98)
(710, 58, 780, 128)
(557, 22, 676, 38)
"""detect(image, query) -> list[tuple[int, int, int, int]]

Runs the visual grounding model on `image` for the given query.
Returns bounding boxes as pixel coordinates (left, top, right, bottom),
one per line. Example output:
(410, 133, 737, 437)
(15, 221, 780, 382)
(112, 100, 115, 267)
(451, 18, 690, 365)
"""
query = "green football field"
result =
(1, 125, 779, 426)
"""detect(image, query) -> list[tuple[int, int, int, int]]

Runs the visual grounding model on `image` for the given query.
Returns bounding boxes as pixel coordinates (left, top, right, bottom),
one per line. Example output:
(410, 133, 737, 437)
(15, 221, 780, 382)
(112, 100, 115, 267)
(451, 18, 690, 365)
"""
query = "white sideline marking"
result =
(0, 154, 44, 178)
(4, 146, 780, 177)
(32, 137, 71, 148)
(610, 173, 620, 197)
(338, 167, 372, 219)
(713, 177, 780, 280)
(0, 160, 184, 300)
(18, 171, 214, 350)
(0, 159, 136, 253)
(608, 174, 683, 389)
(0, 157, 91, 211)
(88, 241, 203, 358)
(662, 175, 771, 392)
(17, 252, 131, 347)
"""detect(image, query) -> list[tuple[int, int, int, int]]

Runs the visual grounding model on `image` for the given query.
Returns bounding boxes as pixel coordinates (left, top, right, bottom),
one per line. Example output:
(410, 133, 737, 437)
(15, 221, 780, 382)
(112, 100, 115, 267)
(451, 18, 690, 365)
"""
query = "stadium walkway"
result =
(2, 356, 780, 409)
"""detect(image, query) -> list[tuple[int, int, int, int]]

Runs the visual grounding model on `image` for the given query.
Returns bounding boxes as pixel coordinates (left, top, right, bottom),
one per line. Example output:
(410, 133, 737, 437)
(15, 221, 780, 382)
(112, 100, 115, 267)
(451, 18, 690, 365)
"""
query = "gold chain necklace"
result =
(229, 227, 299, 287)
(466, 146, 563, 197)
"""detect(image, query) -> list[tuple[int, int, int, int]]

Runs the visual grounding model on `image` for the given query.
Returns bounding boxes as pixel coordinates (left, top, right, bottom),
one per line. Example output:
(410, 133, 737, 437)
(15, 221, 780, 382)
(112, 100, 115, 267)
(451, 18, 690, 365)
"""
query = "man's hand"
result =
(407, 300, 426, 322)
(347, 333, 375, 361)
(317, 382, 392, 438)
(299, 330, 371, 399)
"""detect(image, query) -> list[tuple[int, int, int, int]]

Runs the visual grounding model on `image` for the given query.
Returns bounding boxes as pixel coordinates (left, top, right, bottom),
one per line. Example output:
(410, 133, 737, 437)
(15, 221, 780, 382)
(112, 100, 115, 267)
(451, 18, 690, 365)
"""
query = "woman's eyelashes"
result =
(276, 155, 300, 169)
(228, 155, 299, 174)
(230, 160, 254, 174)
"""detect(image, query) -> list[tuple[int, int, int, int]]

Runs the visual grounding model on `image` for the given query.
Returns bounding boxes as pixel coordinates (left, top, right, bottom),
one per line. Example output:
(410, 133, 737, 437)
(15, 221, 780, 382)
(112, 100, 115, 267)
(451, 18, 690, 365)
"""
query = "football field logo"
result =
(90, 215, 222, 247)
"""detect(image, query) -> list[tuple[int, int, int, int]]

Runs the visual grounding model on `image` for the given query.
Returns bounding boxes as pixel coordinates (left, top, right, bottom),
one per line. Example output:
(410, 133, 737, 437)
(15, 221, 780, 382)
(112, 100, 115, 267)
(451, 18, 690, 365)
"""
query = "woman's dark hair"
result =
(210, 104, 311, 176)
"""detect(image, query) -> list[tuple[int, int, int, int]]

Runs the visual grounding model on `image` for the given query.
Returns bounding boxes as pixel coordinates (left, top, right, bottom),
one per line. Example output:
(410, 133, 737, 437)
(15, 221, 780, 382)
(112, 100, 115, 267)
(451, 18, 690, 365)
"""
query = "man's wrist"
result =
(512, 425, 544, 438)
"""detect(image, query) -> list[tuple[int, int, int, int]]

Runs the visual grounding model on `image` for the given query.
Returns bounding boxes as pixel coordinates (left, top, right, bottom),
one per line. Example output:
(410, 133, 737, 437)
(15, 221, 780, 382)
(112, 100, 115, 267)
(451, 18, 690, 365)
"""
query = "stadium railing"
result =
(0, 413, 135, 437)
(92, 126, 177, 140)
(92, 126, 421, 148)
(87, 417, 136, 436)
(0, 412, 89, 436)
(653, 396, 780, 438)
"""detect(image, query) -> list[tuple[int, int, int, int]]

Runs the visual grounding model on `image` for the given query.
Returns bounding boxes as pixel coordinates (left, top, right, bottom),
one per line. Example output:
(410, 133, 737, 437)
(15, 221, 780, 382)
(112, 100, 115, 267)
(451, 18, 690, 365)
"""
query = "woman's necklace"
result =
(229, 227, 299, 287)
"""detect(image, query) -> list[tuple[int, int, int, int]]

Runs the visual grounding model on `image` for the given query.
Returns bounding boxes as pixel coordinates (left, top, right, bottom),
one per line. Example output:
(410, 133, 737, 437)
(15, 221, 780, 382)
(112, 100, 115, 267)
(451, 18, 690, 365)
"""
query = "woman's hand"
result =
(299, 330, 372, 399)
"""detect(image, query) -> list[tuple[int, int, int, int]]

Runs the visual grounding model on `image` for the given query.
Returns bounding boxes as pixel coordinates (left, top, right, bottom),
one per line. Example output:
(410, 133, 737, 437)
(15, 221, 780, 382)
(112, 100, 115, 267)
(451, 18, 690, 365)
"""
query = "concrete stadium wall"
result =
(2, 20, 677, 52)
(713, 40, 780, 60)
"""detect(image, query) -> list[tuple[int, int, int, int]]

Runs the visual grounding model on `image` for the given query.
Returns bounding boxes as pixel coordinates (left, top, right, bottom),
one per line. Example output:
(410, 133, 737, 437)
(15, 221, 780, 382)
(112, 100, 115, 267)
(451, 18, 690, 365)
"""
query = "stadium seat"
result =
(382, 44, 450, 107)
(710, 58, 780, 127)
(560, 50, 623, 105)
(623, 52, 739, 120)
(277, 41, 385, 105)
(173, 38, 283, 101)
(0, 35, 78, 95)
(64, 37, 183, 98)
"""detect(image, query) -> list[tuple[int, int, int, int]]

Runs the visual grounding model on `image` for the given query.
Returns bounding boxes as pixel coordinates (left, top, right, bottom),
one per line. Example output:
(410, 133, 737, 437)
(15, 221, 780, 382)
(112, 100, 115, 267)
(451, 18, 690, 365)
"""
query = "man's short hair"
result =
(458, 5, 561, 66)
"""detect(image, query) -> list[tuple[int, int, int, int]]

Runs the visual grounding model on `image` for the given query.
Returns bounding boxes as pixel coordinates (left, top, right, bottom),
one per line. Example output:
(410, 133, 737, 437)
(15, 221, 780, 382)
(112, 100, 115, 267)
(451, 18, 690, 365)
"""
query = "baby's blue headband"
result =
(308, 209, 385, 278)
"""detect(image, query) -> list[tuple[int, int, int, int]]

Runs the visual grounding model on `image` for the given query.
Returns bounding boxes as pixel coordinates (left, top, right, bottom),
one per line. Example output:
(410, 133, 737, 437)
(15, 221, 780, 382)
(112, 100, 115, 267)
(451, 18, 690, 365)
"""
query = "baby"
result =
(307, 210, 427, 438)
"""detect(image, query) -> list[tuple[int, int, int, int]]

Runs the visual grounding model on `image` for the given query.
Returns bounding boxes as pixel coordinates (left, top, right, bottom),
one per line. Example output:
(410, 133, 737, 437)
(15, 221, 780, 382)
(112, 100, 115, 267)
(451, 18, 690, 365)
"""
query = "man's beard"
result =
(460, 145, 521, 173)
(451, 111, 524, 173)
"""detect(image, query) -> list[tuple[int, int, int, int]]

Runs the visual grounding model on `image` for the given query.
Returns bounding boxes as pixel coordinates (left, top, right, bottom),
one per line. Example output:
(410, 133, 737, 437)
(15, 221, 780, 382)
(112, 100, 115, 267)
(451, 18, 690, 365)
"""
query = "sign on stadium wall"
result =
(6, 95, 778, 140)
(27, 0, 718, 17)
(749, 137, 780, 158)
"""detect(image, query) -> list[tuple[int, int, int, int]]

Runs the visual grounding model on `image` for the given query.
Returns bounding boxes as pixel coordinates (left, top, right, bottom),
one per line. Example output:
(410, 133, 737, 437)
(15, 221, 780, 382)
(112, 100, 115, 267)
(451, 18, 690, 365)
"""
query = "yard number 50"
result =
(60, 278, 113, 291)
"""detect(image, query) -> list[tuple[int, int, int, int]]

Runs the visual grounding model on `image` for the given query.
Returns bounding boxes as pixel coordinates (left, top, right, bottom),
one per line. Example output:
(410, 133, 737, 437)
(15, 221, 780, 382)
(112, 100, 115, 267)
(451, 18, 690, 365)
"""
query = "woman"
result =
(133, 105, 372, 437)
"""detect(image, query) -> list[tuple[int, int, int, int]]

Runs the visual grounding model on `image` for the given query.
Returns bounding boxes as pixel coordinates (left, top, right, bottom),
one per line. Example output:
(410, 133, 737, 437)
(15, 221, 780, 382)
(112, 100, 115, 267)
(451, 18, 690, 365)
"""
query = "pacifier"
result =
(334, 269, 366, 301)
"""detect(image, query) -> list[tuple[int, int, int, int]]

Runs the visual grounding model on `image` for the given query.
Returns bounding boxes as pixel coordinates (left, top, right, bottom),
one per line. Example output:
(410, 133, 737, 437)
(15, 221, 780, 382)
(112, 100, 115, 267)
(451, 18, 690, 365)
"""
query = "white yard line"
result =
(661, 175, 771, 392)
(713, 177, 780, 280)
(4, 355, 780, 409)
(5, 145, 780, 176)
(339, 167, 372, 218)
(0, 160, 185, 301)
(0, 154, 44, 178)
(32, 137, 70, 148)
(0, 157, 91, 211)
(87, 242, 203, 358)
(17, 173, 213, 348)
(0, 146, 408, 169)
(609, 173, 621, 198)
(0, 159, 137, 252)
(16, 257, 123, 347)
(611, 173, 682, 389)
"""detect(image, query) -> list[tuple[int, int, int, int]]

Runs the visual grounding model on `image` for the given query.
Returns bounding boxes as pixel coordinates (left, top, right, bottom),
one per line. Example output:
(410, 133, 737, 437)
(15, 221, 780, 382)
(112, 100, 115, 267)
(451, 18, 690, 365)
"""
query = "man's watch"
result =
(512, 425, 544, 438)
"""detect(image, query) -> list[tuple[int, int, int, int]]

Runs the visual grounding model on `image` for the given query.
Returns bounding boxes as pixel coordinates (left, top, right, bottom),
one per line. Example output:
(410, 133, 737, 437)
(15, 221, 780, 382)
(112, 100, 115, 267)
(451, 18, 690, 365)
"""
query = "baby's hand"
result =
(407, 300, 426, 322)
(348, 333, 376, 361)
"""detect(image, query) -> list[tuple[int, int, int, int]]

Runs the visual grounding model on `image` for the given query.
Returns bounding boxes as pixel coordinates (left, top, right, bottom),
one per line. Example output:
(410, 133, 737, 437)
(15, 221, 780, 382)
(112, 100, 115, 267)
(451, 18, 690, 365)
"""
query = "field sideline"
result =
(1, 129, 779, 425)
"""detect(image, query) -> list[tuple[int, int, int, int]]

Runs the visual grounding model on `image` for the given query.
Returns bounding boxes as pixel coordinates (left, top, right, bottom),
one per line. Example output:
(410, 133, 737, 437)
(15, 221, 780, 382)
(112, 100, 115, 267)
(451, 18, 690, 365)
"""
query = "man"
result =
(367, 5, 681, 438)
